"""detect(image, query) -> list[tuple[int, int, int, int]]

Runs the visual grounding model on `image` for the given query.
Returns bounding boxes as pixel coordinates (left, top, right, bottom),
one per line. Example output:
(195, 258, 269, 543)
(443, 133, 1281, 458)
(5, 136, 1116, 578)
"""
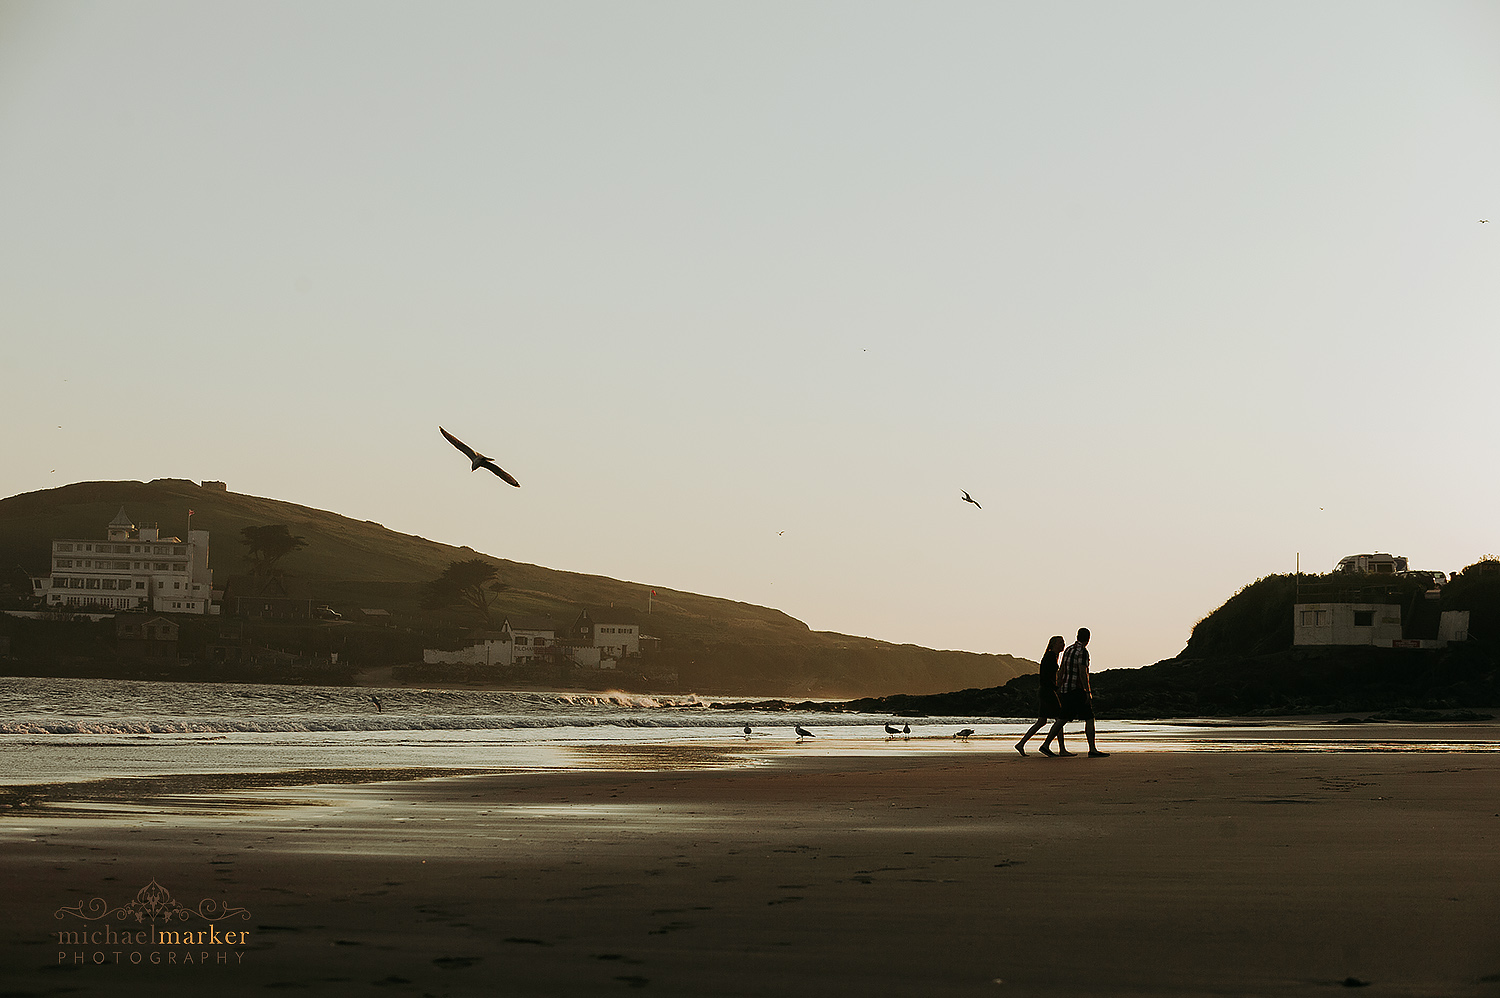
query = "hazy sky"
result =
(2, 1, 1497, 671)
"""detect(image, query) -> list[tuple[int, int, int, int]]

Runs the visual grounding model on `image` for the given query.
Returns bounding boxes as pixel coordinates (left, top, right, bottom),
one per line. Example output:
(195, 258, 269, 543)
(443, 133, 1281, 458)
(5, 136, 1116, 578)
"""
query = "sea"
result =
(1, 676, 1495, 786)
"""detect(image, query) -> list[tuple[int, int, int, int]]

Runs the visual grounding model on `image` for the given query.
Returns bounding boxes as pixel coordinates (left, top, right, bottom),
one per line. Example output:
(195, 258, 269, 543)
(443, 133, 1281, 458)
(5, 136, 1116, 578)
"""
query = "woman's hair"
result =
(1045, 635, 1065, 656)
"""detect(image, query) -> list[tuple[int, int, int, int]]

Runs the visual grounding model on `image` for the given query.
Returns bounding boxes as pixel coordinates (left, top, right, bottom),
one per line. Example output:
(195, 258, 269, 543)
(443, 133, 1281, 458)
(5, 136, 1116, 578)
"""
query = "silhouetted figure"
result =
(370, 696, 383, 713)
(440, 426, 521, 487)
(1016, 636, 1069, 757)
(961, 491, 981, 509)
(743, 725, 752, 738)
(795, 725, 814, 741)
(902, 723, 911, 740)
(954, 728, 974, 740)
(1044, 628, 1108, 757)
(885, 723, 902, 740)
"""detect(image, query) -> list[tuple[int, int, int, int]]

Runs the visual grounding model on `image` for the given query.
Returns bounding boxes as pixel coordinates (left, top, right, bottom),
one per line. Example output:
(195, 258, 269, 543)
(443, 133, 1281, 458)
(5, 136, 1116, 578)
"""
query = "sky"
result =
(2, 1, 1498, 671)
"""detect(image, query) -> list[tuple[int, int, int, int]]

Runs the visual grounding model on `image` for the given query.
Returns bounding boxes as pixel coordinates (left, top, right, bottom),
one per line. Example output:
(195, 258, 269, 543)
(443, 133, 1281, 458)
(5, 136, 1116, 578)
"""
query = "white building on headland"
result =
(31, 507, 218, 614)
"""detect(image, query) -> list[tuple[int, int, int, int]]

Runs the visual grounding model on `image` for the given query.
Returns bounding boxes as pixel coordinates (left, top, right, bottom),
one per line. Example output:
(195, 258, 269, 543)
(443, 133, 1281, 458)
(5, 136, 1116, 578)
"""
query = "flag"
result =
(188, 509, 195, 515)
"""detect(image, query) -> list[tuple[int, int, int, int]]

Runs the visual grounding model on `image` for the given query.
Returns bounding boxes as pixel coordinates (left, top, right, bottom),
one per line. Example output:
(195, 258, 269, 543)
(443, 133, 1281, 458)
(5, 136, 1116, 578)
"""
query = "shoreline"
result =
(5, 745, 1499, 996)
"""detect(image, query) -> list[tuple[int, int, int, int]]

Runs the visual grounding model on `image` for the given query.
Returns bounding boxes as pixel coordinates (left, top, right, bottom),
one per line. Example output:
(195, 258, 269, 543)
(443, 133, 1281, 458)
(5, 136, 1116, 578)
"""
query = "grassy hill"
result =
(0, 479, 1031, 696)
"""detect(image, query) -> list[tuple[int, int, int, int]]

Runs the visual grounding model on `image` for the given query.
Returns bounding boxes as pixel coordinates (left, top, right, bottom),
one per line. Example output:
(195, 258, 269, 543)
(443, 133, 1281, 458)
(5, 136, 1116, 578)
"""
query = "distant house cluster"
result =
(30, 507, 218, 615)
(1295, 551, 1468, 650)
(424, 608, 654, 670)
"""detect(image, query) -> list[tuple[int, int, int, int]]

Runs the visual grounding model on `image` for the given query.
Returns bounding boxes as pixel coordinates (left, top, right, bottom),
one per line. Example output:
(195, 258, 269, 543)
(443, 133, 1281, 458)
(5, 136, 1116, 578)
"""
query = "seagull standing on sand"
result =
(743, 725, 752, 738)
(885, 723, 902, 741)
(440, 426, 521, 487)
(954, 728, 974, 740)
(795, 725, 815, 741)
(961, 491, 981, 509)
(902, 723, 911, 740)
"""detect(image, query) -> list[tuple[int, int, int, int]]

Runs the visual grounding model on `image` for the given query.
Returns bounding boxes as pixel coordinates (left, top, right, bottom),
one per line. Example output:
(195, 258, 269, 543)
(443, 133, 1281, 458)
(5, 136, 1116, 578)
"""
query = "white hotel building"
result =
(32, 507, 218, 614)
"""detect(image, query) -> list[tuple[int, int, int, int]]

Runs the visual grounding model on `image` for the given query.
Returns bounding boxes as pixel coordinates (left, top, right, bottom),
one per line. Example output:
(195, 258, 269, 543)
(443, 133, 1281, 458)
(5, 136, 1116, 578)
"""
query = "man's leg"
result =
(1085, 717, 1108, 757)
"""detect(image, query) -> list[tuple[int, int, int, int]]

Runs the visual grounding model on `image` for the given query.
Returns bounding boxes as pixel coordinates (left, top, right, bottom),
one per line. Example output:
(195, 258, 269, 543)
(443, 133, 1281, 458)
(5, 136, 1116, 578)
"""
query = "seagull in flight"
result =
(961, 491, 981, 509)
(440, 426, 520, 487)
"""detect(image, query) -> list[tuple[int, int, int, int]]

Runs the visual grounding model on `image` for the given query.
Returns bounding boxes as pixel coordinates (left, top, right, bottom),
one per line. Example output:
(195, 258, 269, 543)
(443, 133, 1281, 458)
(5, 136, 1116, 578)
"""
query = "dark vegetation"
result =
(0, 480, 1031, 696)
(834, 570, 1500, 719)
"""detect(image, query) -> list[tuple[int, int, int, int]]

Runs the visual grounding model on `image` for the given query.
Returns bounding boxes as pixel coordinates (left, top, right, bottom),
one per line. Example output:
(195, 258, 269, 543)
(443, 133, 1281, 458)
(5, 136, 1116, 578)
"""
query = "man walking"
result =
(1043, 627, 1108, 758)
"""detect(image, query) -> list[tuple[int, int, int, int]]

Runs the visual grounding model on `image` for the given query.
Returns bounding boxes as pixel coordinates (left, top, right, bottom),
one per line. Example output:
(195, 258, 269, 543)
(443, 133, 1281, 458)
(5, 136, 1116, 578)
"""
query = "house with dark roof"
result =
(222, 575, 314, 620)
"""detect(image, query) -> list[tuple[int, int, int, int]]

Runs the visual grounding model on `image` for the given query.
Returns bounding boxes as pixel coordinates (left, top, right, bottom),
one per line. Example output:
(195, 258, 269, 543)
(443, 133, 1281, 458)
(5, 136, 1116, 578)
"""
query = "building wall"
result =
(594, 624, 639, 657)
(1293, 603, 1403, 647)
(1438, 610, 1470, 643)
(39, 529, 215, 614)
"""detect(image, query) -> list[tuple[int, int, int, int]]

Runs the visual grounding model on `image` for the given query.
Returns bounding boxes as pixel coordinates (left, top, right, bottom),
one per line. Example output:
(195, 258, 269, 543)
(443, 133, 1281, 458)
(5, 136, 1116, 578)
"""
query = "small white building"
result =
(422, 616, 556, 667)
(31, 507, 217, 615)
(1293, 603, 1403, 647)
(570, 608, 640, 659)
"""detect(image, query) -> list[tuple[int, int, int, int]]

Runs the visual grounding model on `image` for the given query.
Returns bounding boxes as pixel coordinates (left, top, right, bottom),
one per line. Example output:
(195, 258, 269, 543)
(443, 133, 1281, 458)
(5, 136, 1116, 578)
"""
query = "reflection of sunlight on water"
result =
(564, 744, 765, 771)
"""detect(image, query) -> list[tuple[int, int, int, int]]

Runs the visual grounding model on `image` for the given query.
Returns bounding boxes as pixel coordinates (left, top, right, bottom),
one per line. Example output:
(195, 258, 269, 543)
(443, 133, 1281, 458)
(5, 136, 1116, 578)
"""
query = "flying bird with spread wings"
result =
(440, 426, 520, 487)
(961, 491, 981, 509)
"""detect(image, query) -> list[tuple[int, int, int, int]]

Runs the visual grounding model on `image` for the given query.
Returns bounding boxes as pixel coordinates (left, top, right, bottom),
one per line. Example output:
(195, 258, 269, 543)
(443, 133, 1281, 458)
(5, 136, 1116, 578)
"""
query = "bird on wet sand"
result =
(795, 725, 815, 741)
(884, 723, 902, 740)
(961, 491, 981, 509)
(954, 728, 974, 740)
(743, 725, 752, 738)
(440, 426, 520, 487)
(370, 696, 383, 713)
(902, 723, 911, 740)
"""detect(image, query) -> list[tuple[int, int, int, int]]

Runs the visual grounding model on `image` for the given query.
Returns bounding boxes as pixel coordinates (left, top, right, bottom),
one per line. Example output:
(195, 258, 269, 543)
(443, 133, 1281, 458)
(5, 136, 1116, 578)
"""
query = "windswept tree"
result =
(423, 558, 509, 625)
(240, 525, 308, 576)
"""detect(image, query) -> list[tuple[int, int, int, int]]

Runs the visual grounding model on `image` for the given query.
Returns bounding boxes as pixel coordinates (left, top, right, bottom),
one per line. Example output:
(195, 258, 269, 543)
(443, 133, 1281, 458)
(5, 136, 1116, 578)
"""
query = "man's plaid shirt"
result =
(1057, 641, 1090, 693)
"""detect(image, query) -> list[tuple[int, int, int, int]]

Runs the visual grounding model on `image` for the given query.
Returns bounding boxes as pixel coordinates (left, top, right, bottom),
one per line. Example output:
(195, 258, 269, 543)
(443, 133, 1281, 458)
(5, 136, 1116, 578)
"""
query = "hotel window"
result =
(102, 580, 115, 590)
(85, 578, 99, 589)
(57, 543, 73, 552)
(1353, 610, 1375, 627)
(71, 578, 84, 588)
(135, 581, 145, 589)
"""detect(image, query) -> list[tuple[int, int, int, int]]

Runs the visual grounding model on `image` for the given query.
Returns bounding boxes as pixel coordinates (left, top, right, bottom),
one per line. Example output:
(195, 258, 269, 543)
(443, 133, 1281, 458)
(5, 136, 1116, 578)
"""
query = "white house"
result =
(570, 608, 640, 659)
(1293, 603, 1404, 647)
(31, 507, 217, 615)
(422, 616, 556, 667)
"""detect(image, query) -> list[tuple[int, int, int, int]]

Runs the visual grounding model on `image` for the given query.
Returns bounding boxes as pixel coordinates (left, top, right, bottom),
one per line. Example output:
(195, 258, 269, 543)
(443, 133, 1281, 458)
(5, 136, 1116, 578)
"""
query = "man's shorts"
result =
(1058, 689, 1095, 722)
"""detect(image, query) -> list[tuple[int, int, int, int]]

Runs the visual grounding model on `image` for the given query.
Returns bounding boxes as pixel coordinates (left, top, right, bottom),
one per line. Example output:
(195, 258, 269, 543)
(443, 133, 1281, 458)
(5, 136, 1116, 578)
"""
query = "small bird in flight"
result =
(961, 491, 981, 509)
(440, 426, 520, 487)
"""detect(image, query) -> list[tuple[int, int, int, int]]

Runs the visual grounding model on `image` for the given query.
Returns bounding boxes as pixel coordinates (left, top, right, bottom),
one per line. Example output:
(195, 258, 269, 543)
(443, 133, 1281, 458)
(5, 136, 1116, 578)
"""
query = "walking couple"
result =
(1015, 627, 1108, 758)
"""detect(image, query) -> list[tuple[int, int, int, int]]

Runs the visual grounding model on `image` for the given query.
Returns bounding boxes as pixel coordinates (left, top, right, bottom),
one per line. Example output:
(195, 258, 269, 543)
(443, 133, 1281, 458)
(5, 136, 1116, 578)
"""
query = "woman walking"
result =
(1015, 635, 1071, 756)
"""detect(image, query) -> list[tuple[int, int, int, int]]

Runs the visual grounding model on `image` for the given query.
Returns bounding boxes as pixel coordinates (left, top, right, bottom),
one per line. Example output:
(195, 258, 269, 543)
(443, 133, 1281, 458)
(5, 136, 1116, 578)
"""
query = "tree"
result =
(240, 525, 308, 576)
(423, 559, 509, 625)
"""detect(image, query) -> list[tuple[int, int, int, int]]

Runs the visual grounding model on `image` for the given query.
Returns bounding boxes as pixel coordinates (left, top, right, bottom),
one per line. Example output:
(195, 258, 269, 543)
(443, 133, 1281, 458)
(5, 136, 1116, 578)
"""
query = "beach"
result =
(4, 727, 1499, 997)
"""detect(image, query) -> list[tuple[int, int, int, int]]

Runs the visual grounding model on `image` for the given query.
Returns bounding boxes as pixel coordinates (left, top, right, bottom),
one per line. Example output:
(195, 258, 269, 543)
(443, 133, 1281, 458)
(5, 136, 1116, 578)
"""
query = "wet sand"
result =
(4, 743, 1499, 997)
